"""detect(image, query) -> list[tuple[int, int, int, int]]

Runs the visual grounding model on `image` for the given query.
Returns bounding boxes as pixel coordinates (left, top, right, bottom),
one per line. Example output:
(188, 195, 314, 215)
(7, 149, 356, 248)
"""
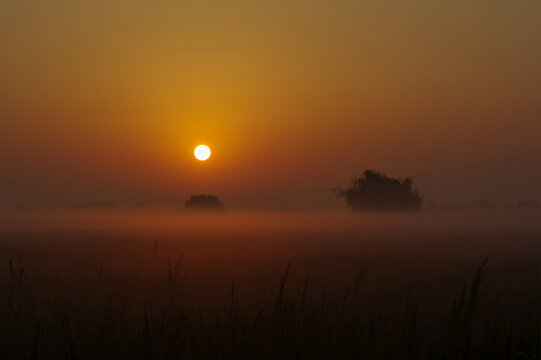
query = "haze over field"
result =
(0, 207, 538, 235)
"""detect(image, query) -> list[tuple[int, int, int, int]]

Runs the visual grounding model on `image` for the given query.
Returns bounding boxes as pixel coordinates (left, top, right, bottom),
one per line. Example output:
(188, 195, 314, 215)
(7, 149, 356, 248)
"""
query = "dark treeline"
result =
(426, 199, 540, 210)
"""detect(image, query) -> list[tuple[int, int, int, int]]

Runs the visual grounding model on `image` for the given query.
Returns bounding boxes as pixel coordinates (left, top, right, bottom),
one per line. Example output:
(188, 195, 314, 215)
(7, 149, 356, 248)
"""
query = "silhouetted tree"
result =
(333, 170, 423, 211)
(184, 194, 225, 212)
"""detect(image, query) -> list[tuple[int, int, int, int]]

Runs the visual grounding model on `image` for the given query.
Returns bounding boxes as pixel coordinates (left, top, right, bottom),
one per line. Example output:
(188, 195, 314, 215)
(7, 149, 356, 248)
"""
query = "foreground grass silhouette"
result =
(0, 214, 538, 359)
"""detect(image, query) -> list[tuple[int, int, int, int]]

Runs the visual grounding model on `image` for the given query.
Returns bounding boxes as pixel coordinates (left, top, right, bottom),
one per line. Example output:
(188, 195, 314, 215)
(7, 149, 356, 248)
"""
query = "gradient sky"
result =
(1, 0, 539, 210)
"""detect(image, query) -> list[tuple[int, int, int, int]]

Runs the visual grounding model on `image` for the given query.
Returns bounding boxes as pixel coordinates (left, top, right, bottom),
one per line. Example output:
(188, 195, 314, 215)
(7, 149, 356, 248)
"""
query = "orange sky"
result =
(1, 0, 539, 209)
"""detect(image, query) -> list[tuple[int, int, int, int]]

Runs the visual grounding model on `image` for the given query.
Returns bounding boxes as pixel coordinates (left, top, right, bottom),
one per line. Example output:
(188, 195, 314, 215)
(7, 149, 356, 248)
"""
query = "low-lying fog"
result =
(1, 209, 538, 253)
(0, 208, 539, 232)
(1, 208, 539, 233)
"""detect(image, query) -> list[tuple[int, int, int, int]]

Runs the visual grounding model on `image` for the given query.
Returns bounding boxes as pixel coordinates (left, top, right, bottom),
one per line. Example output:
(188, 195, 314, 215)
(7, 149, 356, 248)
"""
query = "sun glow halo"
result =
(194, 145, 211, 161)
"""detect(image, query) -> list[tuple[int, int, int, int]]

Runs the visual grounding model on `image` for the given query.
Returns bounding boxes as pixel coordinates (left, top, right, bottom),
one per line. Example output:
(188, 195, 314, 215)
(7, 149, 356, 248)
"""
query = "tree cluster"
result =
(334, 170, 422, 211)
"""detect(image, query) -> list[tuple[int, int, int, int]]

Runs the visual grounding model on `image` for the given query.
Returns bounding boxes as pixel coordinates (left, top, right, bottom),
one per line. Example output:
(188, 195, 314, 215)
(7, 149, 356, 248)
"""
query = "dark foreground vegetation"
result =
(0, 214, 538, 359)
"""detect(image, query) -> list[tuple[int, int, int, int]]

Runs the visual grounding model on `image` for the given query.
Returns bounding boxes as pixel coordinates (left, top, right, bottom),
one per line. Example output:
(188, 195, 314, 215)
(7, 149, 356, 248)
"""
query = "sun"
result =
(194, 144, 211, 161)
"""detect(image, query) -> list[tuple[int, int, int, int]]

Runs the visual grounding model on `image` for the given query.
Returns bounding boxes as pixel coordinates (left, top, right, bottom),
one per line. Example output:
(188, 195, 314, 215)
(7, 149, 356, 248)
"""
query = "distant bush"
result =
(334, 170, 423, 211)
(184, 194, 225, 212)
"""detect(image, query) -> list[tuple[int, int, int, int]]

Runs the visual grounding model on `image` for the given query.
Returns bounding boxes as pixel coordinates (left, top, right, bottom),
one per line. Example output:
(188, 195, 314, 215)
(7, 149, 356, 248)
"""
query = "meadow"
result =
(0, 210, 538, 359)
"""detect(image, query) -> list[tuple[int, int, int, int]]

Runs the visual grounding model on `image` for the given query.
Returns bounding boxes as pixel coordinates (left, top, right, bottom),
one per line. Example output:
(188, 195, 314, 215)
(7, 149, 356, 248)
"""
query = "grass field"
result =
(0, 211, 539, 359)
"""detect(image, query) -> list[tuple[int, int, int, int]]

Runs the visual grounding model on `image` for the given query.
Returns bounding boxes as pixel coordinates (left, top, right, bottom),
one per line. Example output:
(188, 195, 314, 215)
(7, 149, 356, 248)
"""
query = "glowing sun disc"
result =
(194, 145, 211, 161)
